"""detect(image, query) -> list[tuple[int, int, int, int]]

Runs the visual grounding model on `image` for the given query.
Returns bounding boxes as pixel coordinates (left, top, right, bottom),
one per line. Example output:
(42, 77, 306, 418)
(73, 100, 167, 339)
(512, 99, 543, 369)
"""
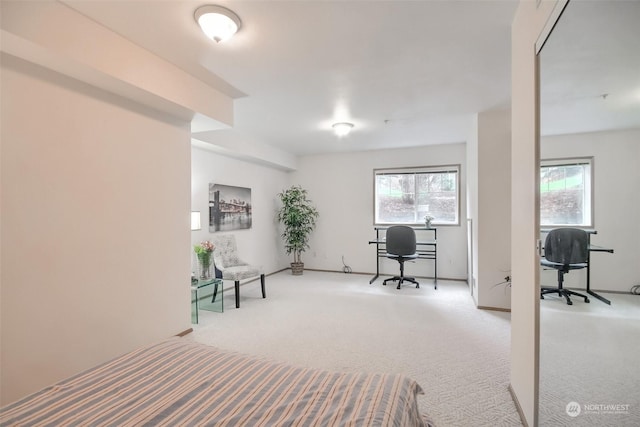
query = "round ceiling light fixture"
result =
(332, 122, 354, 137)
(195, 5, 242, 43)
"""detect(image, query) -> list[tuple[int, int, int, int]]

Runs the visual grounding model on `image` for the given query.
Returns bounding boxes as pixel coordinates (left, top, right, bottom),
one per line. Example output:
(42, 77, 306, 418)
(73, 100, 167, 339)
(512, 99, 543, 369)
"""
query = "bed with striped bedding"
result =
(0, 337, 431, 426)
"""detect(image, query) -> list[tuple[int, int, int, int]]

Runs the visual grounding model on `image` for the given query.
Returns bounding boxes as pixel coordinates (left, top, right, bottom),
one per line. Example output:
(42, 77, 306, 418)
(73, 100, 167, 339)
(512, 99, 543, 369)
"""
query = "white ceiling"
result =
(62, 0, 639, 157)
(539, 0, 640, 137)
(63, 0, 518, 156)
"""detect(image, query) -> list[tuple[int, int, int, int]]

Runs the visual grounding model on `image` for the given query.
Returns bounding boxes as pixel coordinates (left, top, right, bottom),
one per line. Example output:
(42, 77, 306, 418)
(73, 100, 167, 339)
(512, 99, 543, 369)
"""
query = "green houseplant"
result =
(277, 185, 319, 275)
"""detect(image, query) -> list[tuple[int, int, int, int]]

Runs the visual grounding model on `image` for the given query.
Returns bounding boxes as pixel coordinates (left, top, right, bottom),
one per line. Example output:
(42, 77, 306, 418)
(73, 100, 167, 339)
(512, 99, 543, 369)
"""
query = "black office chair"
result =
(383, 226, 419, 290)
(540, 227, 590, 305)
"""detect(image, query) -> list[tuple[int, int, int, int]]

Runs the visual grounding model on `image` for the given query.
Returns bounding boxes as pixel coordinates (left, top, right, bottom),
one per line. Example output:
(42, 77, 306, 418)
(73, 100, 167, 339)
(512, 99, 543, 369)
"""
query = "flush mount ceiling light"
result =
(332, 122, 354, 137)
(195, 5, 242, 43)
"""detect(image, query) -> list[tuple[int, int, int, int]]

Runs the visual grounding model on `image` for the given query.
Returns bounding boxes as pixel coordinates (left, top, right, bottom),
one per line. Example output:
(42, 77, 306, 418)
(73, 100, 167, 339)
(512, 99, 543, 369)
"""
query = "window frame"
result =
(539, 156, 594, 228)
(373, 164, 461, 226)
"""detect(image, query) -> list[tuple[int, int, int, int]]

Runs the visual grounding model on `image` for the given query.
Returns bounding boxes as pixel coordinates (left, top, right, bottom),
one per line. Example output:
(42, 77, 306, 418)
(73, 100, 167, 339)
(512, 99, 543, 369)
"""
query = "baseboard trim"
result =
(176, 328, 193, 337)
(300, 268, 468, 283)
(478, 305, 511, 313)
(222, 267, 468, 290)
(508, 384, 529, 427)
(303, 268, 371, 276)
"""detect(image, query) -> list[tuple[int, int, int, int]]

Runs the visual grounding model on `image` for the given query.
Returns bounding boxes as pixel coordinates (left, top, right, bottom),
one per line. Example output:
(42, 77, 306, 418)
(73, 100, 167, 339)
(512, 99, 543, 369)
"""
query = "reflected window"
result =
(540, 157, 593, 227)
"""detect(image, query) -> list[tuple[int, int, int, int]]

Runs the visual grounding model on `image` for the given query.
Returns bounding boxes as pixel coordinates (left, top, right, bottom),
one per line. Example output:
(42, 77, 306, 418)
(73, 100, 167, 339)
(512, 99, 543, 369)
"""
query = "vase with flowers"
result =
(194, 240, 215, 279)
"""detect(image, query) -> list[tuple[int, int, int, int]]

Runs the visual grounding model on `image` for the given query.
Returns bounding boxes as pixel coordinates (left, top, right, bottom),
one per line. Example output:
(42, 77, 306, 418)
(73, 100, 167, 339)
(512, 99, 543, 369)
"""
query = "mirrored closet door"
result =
(538, 1, 640, 425)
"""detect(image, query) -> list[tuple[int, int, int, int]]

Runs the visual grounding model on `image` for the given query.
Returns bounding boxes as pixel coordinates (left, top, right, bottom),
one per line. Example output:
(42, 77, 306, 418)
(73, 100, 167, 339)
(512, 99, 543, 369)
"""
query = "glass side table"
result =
(191, 277, 223, 324)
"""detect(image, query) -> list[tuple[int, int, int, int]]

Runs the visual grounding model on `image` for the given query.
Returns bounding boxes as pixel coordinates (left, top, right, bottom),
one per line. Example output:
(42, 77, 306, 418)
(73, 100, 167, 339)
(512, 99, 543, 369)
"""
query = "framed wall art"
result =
(209, 184, 252, 232)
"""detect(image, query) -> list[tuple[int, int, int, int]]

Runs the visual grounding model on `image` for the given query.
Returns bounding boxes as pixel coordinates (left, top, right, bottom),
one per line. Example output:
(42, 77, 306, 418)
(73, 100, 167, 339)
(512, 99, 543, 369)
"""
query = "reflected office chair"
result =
(540, 227, 590, 305)
(211, 234, 265, 309)
(383, 225, 420, 290)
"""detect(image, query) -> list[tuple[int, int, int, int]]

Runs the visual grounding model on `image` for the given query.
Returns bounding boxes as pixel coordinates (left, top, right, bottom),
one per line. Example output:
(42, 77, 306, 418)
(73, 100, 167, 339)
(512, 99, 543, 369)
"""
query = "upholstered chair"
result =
(211, 234, 265, 308)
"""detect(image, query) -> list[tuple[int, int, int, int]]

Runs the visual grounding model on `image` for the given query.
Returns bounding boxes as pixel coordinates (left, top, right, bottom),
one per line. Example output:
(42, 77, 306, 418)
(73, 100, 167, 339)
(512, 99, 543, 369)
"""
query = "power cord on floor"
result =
(341, 256, 352, 273)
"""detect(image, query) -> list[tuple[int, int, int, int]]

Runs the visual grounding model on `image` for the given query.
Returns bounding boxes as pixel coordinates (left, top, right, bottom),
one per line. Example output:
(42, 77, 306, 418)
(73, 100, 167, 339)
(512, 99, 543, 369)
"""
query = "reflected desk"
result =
(541, 229, 614, 305)
(586, 244, 614, 304)
(368, 226, 437, 288)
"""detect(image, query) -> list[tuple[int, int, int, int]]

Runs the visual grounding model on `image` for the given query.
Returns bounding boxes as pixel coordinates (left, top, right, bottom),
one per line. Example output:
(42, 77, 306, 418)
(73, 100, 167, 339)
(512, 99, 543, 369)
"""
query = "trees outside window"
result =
(374, 166, 459, 225)
(540, 158, 592, 227)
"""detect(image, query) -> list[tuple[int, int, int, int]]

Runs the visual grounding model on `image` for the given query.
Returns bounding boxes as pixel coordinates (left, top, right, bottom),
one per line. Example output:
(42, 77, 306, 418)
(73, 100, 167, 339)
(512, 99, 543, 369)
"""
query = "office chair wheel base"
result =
(383, 278, 398, 286)
(584, 297, 590, 303)
(566, 300, 573, 305)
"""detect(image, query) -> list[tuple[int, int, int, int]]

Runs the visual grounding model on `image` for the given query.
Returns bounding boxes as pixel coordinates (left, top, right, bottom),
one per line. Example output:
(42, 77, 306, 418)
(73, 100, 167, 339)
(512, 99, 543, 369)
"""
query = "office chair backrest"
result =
(544, 228, 589, 265)
(386, 226, 417, 256)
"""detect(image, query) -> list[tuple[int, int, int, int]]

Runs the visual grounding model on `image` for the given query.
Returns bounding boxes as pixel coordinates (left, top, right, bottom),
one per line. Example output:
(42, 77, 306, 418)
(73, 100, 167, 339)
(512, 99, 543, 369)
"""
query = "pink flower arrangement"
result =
(194, 240, 215, 254)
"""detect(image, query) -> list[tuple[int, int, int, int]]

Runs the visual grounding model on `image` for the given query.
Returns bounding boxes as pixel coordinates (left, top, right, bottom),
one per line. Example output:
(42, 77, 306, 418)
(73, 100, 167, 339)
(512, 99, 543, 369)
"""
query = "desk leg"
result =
(434, 255, 438, 290)
(370, 238, 381, 284)
(587, 290, 611, 305)
(369, 253, 379, 284)
(586, 246, 611, 305)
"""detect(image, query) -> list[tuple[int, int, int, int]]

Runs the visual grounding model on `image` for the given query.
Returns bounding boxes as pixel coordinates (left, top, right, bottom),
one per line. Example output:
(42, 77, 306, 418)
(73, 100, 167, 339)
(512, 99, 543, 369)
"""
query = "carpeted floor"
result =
(539, 291, 640, 427)
(187, 270, 520, 426)
(188, 271, 640, 426)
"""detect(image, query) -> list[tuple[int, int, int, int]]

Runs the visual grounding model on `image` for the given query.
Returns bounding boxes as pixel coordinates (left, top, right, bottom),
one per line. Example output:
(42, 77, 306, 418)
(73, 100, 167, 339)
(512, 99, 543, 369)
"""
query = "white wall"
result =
(190, 146, 291, 275)
(477, 109, 512, 310)
(1, 55, 191, 404)
(540, 128, 640, 293)
(290, 144, 468, 281)
(467, 110, 512, 310)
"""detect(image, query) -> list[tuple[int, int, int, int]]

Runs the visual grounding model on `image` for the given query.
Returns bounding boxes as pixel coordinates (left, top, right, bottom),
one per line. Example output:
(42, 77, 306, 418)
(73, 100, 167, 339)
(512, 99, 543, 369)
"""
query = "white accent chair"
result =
(211, 234, 265, 308)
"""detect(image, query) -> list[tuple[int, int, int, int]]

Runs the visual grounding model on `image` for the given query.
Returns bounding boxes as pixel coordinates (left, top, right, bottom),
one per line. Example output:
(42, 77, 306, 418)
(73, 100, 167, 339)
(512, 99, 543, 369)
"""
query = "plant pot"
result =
(291, 262, 304, 275)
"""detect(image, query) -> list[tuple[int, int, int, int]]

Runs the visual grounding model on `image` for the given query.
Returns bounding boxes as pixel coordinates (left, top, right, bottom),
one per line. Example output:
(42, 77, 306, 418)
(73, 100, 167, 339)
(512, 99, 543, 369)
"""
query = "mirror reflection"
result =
(538, 0, 640, 425)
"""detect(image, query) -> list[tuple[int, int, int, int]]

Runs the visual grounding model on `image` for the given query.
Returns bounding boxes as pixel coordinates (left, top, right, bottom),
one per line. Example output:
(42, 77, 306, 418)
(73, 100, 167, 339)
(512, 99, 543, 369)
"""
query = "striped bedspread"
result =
(1, 338, 430, 426)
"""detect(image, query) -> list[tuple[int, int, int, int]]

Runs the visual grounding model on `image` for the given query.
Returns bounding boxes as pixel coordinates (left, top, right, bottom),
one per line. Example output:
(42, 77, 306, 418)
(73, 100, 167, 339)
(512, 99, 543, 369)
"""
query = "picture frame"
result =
(209, 184, 252, 232)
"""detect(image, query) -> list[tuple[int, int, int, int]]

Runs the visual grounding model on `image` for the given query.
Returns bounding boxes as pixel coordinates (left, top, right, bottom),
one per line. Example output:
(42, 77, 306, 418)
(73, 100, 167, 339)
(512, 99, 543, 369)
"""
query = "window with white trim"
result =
(374, 165, 460, 225)
(540, 157, 593, 227)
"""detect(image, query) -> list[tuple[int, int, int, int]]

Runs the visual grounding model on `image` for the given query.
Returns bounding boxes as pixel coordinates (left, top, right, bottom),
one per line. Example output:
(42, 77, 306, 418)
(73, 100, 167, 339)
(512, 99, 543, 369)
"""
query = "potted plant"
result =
(277, 185, 319, 275)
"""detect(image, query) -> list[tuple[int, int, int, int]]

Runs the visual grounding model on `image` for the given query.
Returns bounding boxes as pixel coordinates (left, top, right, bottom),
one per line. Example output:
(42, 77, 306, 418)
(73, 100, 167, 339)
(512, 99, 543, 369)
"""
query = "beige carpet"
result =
(539, 291, 640, 427)
(187, 270, 521, 427)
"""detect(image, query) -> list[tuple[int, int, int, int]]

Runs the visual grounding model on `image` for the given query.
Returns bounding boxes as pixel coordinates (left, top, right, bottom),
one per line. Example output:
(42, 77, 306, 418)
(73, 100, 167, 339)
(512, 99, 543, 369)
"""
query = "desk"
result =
(369, 226, 437, 288)
(191, 278, 223, 324)
(541, 229, 614, 305)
